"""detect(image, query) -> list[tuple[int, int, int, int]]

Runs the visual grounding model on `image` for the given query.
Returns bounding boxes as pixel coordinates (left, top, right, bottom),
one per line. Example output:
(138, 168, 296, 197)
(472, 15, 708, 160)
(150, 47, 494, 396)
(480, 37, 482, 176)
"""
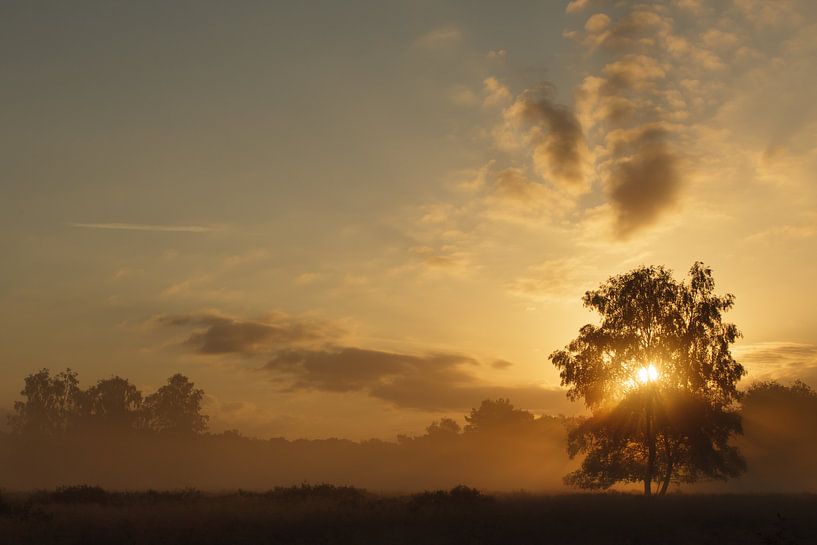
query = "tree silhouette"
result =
(425, 417, 461, 437)
(80, 376, 143, 432)
(550, 263, 746, 495)
(464, 398, 535, 434)
(8, 368, 81, 435)
(142, 374, 208, 435)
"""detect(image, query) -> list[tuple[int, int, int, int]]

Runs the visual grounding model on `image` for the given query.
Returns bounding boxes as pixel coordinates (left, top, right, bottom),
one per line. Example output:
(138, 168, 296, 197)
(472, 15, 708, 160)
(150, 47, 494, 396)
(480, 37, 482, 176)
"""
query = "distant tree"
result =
(550, 263, 746, 495)
(143, 374, 208, 435)
(8, 368, 81, 435)
(464, 399, 535, 434)
(740, 380, 817, 490)
(744, 380, 816, 405)
(79, 376, 143, 432)
(425, 418, 462, 437)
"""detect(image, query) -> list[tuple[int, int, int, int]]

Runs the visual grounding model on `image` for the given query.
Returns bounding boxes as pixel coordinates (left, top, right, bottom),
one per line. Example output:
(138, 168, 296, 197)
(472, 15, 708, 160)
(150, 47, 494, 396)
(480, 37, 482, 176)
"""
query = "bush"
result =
(259, 483, 368, 504)
(408, 485, 488, 511)
(48, 485, 111, 504)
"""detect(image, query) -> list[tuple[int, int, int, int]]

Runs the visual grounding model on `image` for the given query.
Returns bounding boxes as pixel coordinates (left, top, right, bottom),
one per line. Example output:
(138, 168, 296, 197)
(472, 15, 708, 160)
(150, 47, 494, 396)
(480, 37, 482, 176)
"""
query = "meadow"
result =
(1, 485, 815, 545)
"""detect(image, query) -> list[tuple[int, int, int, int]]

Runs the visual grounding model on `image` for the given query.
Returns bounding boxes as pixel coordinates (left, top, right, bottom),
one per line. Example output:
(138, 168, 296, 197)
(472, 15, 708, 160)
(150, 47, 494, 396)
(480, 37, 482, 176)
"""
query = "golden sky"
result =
(2, 0, 817, 439)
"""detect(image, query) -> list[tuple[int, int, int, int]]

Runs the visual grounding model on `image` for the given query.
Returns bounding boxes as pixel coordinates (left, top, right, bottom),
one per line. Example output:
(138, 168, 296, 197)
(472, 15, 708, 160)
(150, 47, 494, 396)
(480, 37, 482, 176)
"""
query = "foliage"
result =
(8, 369, 81, 435)
(8, 370, 207, 436)
(464, 398, 535, 434)
(142, 374, 209, 435)
(550, 262, 746, 494)
(425, 417, 461, 437)
(80, 376, 143, 432)
(408, 485, 487, 511)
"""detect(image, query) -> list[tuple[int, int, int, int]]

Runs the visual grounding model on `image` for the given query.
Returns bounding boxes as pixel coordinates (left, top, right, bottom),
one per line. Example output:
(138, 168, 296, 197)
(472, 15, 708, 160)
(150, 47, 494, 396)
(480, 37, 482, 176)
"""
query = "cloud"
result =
(68, 222, 220, 233)
(408, 245, 471, 272)
(262, 347, 572, 412)
(743, 220, 817, 245)
(737, 342, 817, 387)
(491, 359, 514, 369)
(448, 85, 479, 107)
(606, 125, 682, 238)
(503, 88, 590, 189)
(486, 48, 507, 61)
(585, 13, 610, 34)
(508, 256, 598, 301)
(160, 312, 343, 355)
(482, 77, 511, 108)
(569, 4, 701, 238)
(492, 168, 552, 203)
(566, 0, 590, 14)
(482, 167, 574, 225)
(412, 26, 462, 50)
(293, 272, 323, 286)
(160, 310, 574, 412)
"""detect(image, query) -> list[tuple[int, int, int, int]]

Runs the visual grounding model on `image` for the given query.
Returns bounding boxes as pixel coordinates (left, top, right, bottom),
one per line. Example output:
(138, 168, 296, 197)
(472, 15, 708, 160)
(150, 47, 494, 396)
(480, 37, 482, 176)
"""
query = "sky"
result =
(2, 0, 817, 440)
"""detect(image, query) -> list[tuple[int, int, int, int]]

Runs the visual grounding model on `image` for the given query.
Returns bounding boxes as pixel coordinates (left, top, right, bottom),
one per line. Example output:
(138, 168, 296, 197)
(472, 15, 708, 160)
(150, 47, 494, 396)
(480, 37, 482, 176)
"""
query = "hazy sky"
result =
(2, 0, 817, 440)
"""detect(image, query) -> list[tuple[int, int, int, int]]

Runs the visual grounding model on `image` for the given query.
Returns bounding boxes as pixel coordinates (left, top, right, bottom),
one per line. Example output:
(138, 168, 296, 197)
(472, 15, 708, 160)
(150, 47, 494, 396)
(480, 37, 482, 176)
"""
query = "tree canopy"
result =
(8, 369, 208, 436)
(464, 398, 535, 434)
(143, 374, 208, 435)
(550, 262, 746, 495)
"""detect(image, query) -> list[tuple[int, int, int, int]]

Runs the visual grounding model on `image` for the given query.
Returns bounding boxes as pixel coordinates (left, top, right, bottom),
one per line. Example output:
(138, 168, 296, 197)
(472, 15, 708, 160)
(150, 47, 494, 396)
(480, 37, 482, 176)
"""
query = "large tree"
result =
(550, 263, 746, 495)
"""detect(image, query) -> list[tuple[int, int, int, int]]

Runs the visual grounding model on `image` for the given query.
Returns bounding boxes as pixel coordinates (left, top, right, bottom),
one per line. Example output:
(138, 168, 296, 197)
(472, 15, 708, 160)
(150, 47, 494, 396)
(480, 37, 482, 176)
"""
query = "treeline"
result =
(7, 369, 207, 436)
(1, 369, 816, 492)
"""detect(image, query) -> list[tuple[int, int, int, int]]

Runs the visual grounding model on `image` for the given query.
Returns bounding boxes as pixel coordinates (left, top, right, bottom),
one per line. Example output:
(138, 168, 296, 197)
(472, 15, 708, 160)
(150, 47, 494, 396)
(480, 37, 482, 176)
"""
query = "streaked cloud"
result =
(486, 48, 507, 61)
(507, 257, 597, 302)
(412, 25, 462, 50)
(68, 222, 220, 233)
(737, 342, 817, 387)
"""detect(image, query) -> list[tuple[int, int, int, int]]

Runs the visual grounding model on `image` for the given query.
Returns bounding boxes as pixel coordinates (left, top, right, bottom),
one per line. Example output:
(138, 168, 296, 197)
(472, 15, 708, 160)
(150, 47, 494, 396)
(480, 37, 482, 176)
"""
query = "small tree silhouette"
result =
(80, 376, 143, 432)
(8, 368, 81, 435)
(464, 398, 535, 434)
(142, 374, 208, 435)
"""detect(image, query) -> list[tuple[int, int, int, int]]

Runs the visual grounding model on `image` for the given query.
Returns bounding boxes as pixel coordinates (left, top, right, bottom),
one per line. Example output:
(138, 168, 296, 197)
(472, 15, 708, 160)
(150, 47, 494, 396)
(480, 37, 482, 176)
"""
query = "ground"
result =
(1, 485, 815, 545)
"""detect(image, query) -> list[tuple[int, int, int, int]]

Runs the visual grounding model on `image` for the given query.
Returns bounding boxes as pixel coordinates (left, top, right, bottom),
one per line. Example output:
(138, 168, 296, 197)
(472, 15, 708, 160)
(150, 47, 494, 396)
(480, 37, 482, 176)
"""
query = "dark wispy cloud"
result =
(505, 87, 589, 189)
(161, 311, 574, 413)
(263, 347, 572, 413)
(607, 125, 682, 237)
(160, 312, 343, 355)
(264, 348, 476, 394)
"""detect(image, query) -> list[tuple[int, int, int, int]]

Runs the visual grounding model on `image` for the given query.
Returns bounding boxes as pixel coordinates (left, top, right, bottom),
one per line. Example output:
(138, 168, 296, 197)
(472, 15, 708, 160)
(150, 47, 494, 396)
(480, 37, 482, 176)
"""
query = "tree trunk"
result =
(644, 396, 655, 497)
(658, 461, 672, 495)
(658, 440, 674, 496)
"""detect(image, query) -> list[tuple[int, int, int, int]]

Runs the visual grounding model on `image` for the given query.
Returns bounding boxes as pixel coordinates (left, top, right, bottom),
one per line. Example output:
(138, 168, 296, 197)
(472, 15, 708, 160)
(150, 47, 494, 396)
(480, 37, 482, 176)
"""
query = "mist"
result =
(1, 376, 814, 493)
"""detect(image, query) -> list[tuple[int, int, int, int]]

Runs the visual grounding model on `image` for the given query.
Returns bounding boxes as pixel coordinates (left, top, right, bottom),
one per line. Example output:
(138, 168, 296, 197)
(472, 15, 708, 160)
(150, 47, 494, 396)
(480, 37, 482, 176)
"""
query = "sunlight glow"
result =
(637, 364, 660, 384)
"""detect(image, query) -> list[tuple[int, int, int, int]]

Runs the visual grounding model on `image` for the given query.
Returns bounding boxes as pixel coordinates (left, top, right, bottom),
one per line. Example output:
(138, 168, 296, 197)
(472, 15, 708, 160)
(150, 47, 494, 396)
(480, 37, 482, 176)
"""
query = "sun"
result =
(637, 364, 660, 384)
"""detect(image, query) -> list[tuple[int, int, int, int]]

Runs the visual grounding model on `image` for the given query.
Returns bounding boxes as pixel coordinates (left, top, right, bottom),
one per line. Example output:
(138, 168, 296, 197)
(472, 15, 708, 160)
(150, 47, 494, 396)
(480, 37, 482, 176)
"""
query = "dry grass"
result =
(1, 485, 815, 544)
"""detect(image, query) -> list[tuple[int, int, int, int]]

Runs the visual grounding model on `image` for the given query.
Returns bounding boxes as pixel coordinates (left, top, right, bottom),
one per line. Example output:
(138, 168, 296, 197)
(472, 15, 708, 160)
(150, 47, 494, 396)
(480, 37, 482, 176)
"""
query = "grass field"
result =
(1, 485, 815, 544)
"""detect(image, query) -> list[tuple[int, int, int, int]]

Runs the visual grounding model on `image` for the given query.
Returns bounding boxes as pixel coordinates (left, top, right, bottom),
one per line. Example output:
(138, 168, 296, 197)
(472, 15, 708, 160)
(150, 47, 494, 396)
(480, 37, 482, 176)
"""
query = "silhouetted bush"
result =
(242, 483, 369, 506)
(48, 485, 110, 504)
(408, 485, 489, 511)
(137, 487, 203, 503)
